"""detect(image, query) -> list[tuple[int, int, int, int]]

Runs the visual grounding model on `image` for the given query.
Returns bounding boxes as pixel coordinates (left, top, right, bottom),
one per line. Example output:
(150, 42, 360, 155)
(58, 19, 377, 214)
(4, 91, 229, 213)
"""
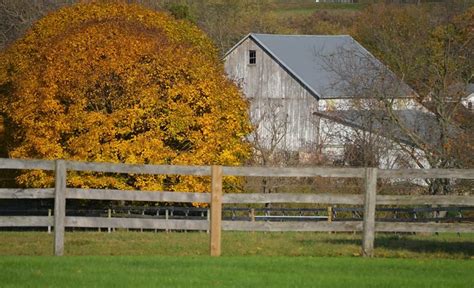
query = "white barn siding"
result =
(224, 38, 319, 152)
(318, 98, 427, 112)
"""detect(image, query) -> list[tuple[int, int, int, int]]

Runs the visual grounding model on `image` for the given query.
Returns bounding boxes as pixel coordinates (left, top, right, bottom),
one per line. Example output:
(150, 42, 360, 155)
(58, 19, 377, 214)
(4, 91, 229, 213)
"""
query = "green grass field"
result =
(0, 231, 473, 258)
(1, 232, 473, 287)
(1, 256, 473, 287)
(271, 0, 364, 17)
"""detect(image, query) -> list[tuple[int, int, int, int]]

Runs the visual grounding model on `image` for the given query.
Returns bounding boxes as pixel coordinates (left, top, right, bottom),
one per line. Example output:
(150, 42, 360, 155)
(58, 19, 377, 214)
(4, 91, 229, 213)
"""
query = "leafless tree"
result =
(245, 98, 294, 200)
(317, 26, 472, 195)
(0, 0, 78, 49)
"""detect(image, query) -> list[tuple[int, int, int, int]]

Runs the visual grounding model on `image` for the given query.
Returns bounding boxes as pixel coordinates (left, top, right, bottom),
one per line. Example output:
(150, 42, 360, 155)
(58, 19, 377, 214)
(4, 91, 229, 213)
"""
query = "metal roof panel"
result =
(243, 33, 414, 99)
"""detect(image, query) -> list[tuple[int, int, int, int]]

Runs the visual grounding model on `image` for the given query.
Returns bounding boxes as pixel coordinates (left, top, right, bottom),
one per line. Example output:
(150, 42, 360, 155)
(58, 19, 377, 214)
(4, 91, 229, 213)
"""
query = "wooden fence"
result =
(0, 158, 473, 257)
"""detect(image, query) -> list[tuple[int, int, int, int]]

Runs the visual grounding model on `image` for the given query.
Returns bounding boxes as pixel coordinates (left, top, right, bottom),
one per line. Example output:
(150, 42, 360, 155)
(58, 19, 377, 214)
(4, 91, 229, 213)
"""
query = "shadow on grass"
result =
(322, 235, 474, 256)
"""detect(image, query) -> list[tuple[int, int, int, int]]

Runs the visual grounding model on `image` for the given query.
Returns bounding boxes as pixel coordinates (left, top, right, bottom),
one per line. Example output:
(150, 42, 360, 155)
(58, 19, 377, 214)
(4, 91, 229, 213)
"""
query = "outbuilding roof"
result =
(313, 109, 451, 148)
(225, 33, 414, 100)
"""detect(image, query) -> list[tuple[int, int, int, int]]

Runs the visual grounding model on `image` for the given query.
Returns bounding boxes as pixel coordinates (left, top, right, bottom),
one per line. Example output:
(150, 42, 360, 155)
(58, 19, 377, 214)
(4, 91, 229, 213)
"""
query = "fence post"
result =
(362, 167, 377, 257)
(210, 165, 223, 257)
(54, 160, 66, 256)
(141, 210, 144, 233)
(206, 208, 210, 234)
(327, 206, 332, 234)
(108, 209, 111, 233)
(165, 209, 169, 233)
(47, 209, 52, 234)
(155, 210, 159, 233)
(327, 206, 333, 223)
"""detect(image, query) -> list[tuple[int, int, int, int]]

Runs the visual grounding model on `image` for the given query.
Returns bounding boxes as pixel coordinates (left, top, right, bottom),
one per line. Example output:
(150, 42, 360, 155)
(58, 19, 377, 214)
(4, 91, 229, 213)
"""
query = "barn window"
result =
(249, 50, 256, 65)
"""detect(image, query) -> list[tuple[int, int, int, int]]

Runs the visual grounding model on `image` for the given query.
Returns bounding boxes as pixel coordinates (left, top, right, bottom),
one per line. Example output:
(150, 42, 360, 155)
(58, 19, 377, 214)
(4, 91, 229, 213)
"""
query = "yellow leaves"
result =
(1, 1, 251, 190)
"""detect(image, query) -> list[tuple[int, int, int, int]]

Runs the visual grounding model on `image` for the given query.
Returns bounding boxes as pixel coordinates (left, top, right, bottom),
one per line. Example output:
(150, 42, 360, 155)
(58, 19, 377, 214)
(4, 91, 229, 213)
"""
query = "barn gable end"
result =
(224, 35, 319, 152)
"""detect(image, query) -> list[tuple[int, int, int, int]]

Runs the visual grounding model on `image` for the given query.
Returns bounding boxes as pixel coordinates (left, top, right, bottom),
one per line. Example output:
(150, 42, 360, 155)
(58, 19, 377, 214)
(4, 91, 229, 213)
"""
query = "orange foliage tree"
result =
(0, 2, 252, 191)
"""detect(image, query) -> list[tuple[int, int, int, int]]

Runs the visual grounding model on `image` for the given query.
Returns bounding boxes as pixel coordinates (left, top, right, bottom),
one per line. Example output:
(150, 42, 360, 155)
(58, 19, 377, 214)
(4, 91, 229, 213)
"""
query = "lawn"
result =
(0, 256, 473, 287)
(0, 232, 472, 287)
(0, 231, 473, 258)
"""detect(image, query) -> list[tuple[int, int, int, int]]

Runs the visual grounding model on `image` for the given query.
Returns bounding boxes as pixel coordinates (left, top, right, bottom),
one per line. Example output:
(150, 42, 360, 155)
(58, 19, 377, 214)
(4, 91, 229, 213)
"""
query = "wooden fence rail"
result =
(2, 189, 474, 206)
(0, 158, 473, 257)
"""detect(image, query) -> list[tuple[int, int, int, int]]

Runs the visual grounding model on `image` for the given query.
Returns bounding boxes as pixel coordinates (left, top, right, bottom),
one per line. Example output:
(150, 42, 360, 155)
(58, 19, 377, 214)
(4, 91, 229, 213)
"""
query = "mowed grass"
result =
(0, 232, 473, 287)
(0, 231, 473, 258)
(1, 256, 473, 288)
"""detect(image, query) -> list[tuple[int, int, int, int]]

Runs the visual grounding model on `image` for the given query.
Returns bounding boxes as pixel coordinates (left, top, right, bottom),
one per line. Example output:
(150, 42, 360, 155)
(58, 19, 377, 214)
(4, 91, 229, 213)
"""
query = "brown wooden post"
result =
(210, 165, 223, 257)
(54, 160, 66, 256)
(362, 167, 377, 257)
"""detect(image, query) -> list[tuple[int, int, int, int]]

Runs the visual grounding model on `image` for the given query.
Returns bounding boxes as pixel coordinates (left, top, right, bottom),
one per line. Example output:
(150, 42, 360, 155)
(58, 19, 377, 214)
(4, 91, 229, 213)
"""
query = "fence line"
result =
(0, 158, 473, 257)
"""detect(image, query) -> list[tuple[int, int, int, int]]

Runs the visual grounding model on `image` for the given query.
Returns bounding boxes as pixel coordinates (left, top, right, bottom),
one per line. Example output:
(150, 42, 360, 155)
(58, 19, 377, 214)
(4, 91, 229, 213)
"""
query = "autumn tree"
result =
(0, 2, 252, 191)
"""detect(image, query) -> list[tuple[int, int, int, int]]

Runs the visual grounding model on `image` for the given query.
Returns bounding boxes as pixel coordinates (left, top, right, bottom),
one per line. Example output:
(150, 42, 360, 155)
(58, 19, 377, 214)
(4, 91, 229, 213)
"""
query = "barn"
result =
(223, 33, 427, 167)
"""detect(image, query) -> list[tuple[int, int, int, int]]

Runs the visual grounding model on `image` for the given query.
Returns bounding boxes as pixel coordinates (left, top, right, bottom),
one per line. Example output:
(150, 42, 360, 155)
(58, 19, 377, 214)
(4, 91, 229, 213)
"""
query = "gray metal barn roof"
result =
(225, 33, 414, 100)
(467, 83, 474, 95)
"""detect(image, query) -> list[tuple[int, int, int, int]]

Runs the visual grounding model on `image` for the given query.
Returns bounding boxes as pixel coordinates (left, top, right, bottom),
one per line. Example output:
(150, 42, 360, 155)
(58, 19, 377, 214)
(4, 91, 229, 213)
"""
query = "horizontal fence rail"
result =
(0, 158, 55, 171)
(66, 161, 212, 176)
(66, 189, 210, 203)
(0, 158, 473, 257)
(0, 188, 54, 199)
(65, 217, 209, 231)
(2, 189, 473, 207)
(375, 222, 474, 233)
(222, 221, 363, 232)
(0, 216, 52, 227)
(376, 195, 474, 206)
(1, 216, 473, 233)
(1, 158, 473, 179)
(222, 166, 365, 178)
(222, 193, 363, 204)
(378, 169, 474, 179)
